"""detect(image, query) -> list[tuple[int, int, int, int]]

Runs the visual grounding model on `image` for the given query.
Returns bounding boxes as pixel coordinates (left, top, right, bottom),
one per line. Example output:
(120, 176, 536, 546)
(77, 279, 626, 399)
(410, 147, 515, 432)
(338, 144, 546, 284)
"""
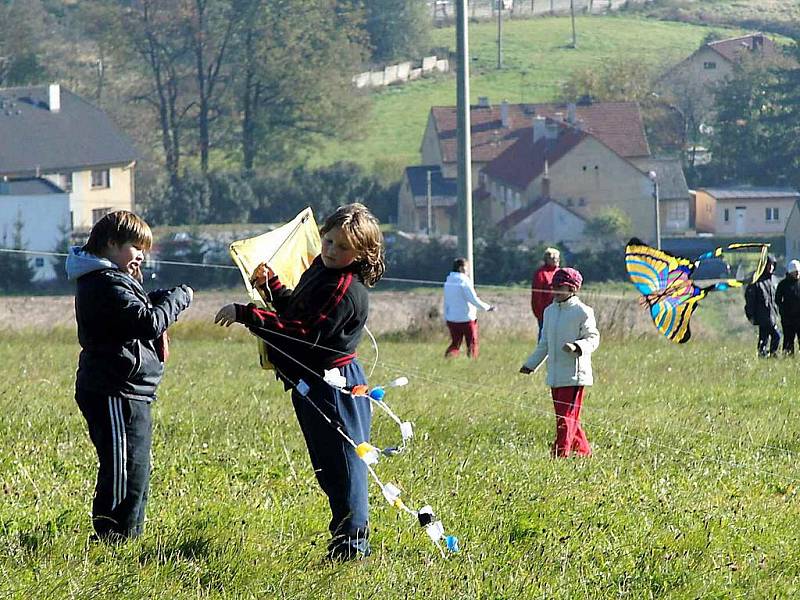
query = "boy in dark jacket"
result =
(776, 260, 800, 355)
(66, 211, 193, 540)
(745, 255, 780, 357)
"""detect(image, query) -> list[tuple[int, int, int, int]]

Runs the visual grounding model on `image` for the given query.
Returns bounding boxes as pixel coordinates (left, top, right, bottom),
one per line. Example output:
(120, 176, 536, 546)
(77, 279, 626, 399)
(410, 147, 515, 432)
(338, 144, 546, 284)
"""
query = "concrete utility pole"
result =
(426, 169, 433, 235)
(497, 1, 503, 69)
(455, 0, 474, 280)
(649, 170, 661, 249)
(569, 0, 577, 48)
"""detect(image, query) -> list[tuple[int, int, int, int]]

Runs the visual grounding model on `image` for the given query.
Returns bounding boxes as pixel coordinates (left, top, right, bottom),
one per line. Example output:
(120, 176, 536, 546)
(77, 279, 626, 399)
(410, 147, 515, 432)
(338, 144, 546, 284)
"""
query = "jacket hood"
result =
(446, 271, 469, 283)
(66, 246, 117, 280)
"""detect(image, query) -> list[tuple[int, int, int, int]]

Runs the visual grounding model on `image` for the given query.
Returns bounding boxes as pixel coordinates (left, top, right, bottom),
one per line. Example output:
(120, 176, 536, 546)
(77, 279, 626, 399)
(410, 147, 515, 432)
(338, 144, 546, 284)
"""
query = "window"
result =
(91, 169, 110, 189)
(34, 257, 45, 268)
(92, 207, 111, 224)
(766, 207, 780, 222)
(667, 203, 689, 223)
(724, 208, 730, 222)
(578, 197, 586, 207)
(48, 172, 72, 192)
(703, 61, 717, 70)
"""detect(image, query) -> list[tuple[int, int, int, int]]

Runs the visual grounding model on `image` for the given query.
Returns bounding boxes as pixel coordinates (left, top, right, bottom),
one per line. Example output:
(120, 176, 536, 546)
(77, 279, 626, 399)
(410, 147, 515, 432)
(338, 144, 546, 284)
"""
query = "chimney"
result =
(500, 100, 510, 128)
(752, 33, 764, 50)
(478, 96, 490, 108)
(532, 116, 547, 143)
(49, 84, 61, 113)
(567, 103, 577, 125)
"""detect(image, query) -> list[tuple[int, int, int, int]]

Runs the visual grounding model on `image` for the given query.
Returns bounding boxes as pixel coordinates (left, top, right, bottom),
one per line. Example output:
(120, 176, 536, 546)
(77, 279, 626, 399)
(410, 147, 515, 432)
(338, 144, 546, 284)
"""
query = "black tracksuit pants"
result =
(76, 391, 153, 539)
(290, 360, 371, 557)
(782, 319, 800, 355)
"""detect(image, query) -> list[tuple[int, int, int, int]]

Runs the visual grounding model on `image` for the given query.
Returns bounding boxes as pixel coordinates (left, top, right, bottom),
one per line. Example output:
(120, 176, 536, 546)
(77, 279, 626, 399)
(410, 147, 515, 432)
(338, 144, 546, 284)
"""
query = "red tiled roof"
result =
(431, 101, 649, 164)
(707, 33, 778, 64)
(481, 123, 586, 190)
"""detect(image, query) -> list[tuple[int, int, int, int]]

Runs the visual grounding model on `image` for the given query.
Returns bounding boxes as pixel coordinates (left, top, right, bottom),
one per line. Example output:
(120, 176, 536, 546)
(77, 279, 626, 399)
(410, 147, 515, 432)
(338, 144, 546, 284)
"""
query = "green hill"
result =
(313, 15, 741, 175)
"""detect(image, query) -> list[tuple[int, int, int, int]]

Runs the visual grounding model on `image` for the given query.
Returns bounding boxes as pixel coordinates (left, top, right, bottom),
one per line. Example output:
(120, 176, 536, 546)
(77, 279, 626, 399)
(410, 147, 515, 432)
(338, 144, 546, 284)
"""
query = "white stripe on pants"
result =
(108, 397, 128, 509)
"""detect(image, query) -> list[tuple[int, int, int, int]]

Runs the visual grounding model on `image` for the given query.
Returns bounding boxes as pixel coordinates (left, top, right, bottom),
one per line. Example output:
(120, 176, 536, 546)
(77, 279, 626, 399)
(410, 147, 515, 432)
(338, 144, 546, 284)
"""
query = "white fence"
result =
(353, 56, 451, 89)
(428, 0, 649, 22)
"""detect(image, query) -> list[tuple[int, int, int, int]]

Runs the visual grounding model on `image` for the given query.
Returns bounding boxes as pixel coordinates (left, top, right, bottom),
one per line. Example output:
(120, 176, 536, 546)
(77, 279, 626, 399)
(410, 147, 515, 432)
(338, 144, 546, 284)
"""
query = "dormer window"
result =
(703, 61, 717, 70)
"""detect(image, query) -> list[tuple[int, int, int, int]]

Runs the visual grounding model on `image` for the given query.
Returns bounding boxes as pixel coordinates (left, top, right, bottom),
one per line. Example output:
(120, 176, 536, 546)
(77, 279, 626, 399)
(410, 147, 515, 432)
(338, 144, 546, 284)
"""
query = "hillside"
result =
(313, 15, 741, 172)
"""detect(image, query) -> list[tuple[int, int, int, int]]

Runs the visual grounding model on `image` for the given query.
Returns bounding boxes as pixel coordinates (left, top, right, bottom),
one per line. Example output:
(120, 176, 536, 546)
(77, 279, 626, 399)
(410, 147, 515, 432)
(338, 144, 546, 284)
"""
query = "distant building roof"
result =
(481, 123, 587, 189)
(430, 101, 650, 165)
(0, 177, 65, 195)
(631, 157, 690, 201)
(707, 33, 779, 64)
(0, 85, 138, 176)
(698, 186, 800, 200)
(496, 196, 586, 232)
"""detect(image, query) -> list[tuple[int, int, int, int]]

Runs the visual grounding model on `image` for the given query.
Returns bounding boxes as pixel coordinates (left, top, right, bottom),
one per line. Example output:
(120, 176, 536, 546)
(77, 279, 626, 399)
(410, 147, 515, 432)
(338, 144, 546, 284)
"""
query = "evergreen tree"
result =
(763, 39, 800, 188)
(0, 212, 35, 292)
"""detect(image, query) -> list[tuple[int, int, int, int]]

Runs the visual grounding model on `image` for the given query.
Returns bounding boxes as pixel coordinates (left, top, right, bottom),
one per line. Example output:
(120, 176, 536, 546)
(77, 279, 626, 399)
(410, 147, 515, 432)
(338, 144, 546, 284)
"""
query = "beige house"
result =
(630, 157, 692, 235)
(397, 165, 458, 234)
(0, 84, 138, 231)
(658, 33, 781, 125)
(496, 196, 587, 249)
(692, 187, 800, 236)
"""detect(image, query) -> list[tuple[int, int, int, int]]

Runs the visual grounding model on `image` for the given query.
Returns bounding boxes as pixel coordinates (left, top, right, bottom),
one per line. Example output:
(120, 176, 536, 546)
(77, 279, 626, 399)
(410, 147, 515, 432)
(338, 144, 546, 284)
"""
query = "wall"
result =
(505, 202, 586, 249)
(0, 192, 70, 281)
(692, 190, 716, 233)
(714, 196, 797, 236)
(66, 164, 135, 229)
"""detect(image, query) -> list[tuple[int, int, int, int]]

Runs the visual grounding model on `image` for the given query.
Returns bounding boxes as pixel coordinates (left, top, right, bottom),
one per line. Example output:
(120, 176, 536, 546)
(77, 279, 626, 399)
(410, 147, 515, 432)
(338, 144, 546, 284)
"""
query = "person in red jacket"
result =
(531, 247, 560, 339)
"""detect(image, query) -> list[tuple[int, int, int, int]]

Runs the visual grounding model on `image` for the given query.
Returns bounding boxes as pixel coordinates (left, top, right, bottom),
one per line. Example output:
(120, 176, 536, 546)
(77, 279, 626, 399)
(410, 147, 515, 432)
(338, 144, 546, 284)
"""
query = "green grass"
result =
(313, 15, 740, 173)
(3, 313, 800, 597)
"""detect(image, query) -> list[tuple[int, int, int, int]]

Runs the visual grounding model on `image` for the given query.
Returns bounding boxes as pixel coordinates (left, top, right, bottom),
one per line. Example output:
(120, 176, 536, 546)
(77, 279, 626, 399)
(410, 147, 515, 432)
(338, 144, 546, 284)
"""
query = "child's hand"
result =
(488, 305, 498, 312)
(519, 365, 533, 374)
(250, 263, 272, 288)
(562, 342, 579, 354)
(214, 304, 237, 327)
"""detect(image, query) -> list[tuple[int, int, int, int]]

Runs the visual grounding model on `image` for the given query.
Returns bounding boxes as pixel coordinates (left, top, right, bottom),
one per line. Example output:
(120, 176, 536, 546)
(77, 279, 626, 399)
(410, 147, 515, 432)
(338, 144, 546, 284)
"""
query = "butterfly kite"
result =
(625, 238, 770, 343)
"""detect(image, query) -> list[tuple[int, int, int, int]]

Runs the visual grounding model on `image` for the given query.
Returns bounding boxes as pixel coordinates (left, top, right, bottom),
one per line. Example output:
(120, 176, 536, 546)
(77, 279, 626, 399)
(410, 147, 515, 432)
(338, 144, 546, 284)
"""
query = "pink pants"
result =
(551, 386, 591, 458)
(445, 320, 479, 358)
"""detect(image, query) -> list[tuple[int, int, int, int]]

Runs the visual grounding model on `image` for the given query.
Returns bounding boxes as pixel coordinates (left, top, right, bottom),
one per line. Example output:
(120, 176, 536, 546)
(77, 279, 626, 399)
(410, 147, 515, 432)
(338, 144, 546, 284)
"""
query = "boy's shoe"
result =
(326, 538, 371, 562)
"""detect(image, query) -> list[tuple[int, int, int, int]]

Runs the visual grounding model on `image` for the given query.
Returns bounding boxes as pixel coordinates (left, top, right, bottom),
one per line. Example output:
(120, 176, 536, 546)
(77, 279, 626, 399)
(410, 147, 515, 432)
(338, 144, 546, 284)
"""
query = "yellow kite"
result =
(229, 207, 321, 368)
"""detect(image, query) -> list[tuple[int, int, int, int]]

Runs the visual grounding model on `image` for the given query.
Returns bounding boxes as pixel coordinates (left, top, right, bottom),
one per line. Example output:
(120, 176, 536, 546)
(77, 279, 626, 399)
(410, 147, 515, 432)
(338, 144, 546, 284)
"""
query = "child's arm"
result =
(251, 263, 292, 313)
(571, 306, 600, 356)
(100, 279, 192, 340)
(521, 313, 549, 374)
(461, 280, 492, 312)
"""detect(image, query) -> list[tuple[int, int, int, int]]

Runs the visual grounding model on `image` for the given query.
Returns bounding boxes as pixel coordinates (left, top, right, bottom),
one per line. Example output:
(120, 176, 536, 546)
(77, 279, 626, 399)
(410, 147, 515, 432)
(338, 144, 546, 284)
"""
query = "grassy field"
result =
(3, 305, 800, 598)
(314, 15, 738, 173)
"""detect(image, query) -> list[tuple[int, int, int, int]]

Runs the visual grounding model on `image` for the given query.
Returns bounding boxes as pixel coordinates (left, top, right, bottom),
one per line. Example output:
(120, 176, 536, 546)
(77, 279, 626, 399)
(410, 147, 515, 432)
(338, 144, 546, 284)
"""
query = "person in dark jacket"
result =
(215, 203, 385, 561)
(745, 255, 780, 357)
(776, 259, 800, 355)
(66, 211, 193, 541)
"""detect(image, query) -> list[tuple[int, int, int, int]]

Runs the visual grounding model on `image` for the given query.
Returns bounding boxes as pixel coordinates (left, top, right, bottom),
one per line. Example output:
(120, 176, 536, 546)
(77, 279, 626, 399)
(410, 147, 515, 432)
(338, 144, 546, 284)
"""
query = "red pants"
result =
(445, 320, 479, 358)
(551, 386, 591, 458)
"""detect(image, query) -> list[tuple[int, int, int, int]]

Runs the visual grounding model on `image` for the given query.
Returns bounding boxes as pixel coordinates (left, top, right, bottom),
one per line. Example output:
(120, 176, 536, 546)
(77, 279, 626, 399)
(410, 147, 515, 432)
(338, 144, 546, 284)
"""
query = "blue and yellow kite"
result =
(625, 238, 769, 343)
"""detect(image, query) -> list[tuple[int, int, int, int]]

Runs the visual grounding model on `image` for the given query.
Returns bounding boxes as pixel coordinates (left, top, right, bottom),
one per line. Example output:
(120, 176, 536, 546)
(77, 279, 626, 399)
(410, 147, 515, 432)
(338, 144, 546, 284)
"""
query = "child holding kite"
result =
(67, 210, 193, 541)
(519, 267, 599, 458)
(214, 203, 384, 561)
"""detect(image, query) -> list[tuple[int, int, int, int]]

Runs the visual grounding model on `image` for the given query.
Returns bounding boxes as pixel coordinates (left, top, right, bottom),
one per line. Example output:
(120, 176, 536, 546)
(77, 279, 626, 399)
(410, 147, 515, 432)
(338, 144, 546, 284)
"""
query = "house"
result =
(658, 33, 782, 122)
(496, 196, 587, 249)
(0, 177, 70, 281)
(692, 186, 800, 236)
(397, 165, 458, 234)
(785, 200, 800, 261)
(0, 84, 138, 231)
(403, 99, 661, 241)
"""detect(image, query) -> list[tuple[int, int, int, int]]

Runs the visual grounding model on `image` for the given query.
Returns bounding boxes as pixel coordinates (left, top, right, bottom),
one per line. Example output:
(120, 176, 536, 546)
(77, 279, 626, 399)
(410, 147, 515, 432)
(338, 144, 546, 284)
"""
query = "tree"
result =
(361, 0, 430, 63)
(234, 0, 368, 172)
(0, 212, 35, 292)
(762, 39, 800, 188)
(144, 171, 211, 226)
(0, 1, 46, 86)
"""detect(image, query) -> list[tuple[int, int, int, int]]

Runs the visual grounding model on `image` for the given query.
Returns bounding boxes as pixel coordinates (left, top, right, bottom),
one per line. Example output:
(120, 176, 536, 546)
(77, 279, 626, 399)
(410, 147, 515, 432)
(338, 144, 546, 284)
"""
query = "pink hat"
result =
(552, 267, 583, 291)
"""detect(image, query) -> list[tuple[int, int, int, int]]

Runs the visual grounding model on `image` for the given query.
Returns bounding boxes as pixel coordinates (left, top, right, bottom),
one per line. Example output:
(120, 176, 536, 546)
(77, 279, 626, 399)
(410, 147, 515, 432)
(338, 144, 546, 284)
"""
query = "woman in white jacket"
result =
(520, 268, 599, 457)
(443, 258, 495, 358)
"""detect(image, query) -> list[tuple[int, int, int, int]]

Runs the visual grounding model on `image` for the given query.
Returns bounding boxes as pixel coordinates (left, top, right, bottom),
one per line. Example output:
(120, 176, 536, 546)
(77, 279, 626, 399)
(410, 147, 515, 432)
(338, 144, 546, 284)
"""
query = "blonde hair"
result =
(83, 210, 153, 255)
(320, 203, 385, 287)
(544, 247, 560, 258)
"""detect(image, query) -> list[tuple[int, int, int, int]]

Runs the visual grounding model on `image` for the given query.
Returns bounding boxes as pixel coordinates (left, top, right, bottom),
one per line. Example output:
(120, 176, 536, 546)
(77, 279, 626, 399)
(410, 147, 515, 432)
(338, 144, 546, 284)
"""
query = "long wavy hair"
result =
(320, 203, 385, 287)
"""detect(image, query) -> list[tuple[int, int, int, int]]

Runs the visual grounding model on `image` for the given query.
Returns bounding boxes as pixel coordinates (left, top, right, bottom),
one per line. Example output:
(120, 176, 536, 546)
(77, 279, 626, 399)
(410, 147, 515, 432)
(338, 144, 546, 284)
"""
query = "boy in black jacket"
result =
(66, 211, 193, 540)
(215, 203, 385, 561)
(776, 259, 800, 355)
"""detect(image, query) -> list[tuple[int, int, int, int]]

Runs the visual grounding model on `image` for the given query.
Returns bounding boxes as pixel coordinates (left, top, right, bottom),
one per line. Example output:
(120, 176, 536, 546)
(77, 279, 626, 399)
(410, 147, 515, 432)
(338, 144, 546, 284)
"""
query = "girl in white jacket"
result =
(520, 268, 599, 457)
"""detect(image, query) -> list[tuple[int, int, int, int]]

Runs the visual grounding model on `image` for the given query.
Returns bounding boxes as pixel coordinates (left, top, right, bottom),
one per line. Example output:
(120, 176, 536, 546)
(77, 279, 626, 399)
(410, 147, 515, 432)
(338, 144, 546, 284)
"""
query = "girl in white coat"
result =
(520, 267, 599, 457)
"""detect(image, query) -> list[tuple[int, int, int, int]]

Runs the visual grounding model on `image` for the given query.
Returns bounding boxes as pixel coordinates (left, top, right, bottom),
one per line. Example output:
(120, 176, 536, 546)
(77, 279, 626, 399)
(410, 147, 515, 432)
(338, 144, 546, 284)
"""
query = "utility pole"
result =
(497, 0, 503, 69)
(649, 171, 661, 249)
(456, 0, 474, 280)
(426, 169, 433, 235)
(569, 0, 577, 48)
